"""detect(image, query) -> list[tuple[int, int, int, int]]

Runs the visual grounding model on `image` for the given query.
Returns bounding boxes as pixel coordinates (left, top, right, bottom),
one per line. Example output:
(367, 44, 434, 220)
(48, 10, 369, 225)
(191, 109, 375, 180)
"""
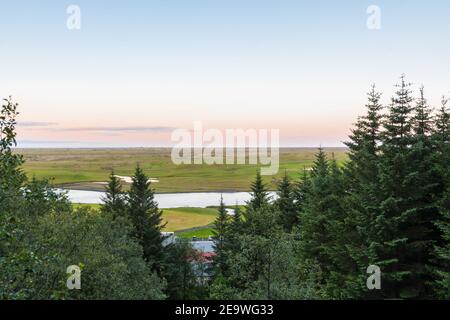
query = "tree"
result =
(0, 99, 166, 299)
(434, 188, 450, 299)
(275, 172, 297, 232)
(246, 170, 270, 211)
(0, 97, 31, 299)
(341, 85, 385, 298)
(29, 207, 166, 300)
(127, 165, 165, 270)
(375, 76, 437, 298)
(228, 204, 244, 243)
(212, 196, 230, 276)
(0, 97, 26, 211)
(432, 96, 450, 298)
(210, 232, 323, 300)
(101, 171, 126, 220)
(164, 239, 206, 300)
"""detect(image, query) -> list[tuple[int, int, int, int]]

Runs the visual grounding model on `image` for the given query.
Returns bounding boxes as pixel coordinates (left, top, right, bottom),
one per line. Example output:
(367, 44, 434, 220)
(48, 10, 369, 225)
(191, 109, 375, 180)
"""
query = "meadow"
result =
(17, 148, 348, 193)
(74, 203, 218, 238)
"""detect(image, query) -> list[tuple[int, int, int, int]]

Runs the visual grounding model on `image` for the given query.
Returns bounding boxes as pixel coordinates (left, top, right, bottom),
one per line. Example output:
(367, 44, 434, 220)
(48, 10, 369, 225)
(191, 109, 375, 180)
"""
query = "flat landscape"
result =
(21, 147, 348, 238)
(17, 148, 348, 193)
(74, 203, 219, 237)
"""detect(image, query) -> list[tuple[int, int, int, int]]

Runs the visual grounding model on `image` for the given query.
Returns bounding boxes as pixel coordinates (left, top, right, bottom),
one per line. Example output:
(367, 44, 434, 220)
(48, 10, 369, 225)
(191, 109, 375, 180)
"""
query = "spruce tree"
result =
(127, 165, 165, 270)
(311, 147, 328, 178)
(231, 205, 243, 233)
(212, 196, 230, 276)
(101, 171, 126, 220)
(413, 86, 433, 135)
(434, 97, 450, 143)
(341, 85, 385, 298)
(247, 170, 270, 211)
(434, 188, 450, 299)
(432, 96, 450, 298)
(297, 147, 346, 296)
(406, 86, 441, 297)
(227, 204, 244, 246)
(275, 171, 297, 232)
(376, 75, 430, 298)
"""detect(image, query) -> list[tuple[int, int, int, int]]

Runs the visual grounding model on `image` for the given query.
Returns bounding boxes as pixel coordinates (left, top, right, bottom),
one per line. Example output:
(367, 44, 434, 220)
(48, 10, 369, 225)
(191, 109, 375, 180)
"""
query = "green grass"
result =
(162, 207, 217, 232)
(177, 228, 215, 239)
(17, 148, 348, 193)
(72, 203, 101, 211)
(72, 203, 218, 233)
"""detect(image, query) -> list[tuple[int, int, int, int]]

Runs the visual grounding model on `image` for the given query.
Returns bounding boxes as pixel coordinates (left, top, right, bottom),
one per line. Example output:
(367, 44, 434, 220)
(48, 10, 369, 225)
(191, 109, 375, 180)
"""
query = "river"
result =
(63, 189, 277, 208)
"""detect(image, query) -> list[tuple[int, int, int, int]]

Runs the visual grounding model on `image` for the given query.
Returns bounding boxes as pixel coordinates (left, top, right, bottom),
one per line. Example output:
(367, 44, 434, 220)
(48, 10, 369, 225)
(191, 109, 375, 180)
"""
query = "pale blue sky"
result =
(1, 1, 449, 147)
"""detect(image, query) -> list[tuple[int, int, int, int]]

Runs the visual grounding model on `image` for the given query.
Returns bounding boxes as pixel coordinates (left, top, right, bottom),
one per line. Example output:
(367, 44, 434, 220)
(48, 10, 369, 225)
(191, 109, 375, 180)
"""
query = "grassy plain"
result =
(177, 228, 215, 239)
(161, 207, 218, 232)
(73, 203, 217, 234)
(18, 148, 348, 193)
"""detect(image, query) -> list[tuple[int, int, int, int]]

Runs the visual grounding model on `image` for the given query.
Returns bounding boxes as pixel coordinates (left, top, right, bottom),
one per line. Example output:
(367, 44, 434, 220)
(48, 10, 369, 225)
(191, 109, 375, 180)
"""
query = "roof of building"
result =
(191, 240, 215, 253)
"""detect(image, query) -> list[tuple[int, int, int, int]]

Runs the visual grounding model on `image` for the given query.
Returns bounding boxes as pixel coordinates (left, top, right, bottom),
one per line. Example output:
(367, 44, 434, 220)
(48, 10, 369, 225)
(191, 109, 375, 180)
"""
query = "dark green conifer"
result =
(127, 165, 165, 270)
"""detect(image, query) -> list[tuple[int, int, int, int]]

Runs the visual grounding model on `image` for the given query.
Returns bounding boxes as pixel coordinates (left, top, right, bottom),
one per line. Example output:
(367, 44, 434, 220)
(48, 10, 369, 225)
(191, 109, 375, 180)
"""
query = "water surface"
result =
(64, 189, 277, 208)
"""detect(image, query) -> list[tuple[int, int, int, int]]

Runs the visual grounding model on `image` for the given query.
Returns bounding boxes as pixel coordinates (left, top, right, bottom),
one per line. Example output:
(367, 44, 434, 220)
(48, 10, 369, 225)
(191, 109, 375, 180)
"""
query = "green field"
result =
(73, 203, 217, 234)
(177, 228, 215, 239)
(162, 207, 218, 232)
(17, 148, 348, 193)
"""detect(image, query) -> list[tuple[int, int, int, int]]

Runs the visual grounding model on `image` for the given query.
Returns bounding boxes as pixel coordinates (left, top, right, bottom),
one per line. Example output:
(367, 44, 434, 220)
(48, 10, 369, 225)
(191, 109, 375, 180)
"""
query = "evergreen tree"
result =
(275, 171, 297, 232)
(247, 170, 270, 211)
(297, 150, 333, 286)
(299, 149, 350, 297)
(212, 196, 230, 276)
(434, 188, 450, 299)
(127, 165, 165, 270)
(227, 204, 244, 251)
(230, 205, 243, 234)
(406, 86, 441, 297)
(101, 171, 126, 220)
(435, 97, 450, 141)
(341, 85, 385, 298)
(376, 75, 434, 298)
(164, 240, 206, 300)
(293, 167, 311, 225)
(413, 86, 434, 135)
(432, 96, 450, 298)
(311, 147, 328, 178)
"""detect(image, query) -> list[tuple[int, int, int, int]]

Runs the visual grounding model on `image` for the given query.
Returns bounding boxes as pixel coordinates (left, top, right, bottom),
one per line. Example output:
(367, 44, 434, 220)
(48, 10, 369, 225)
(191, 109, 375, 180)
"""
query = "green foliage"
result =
(26, 208, 165, 300)
(275, 172, 297, 232)
(212, 196, 230, 275)
(4, 76, 450, 301)
(434, 188, 450, 298)
(0, 99, 165, 299)
(210, 229, 324, 300)
(296, 149, 350, 298)
(163, 239, 207, 300)
(246, 170, 270, 211)
(127, 165, 165, 270)
(101, 171, 127, 220)
(375, 77, 438, 298)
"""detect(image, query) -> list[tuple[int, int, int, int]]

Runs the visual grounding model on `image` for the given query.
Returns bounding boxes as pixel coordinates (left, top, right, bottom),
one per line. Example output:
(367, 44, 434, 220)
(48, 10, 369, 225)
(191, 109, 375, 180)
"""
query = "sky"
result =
(1, 0, 449, 147)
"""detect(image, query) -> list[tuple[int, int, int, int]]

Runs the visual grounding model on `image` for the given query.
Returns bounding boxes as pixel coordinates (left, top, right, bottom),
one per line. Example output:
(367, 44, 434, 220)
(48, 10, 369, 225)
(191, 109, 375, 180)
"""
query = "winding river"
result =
(64, 189, 277, 209)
